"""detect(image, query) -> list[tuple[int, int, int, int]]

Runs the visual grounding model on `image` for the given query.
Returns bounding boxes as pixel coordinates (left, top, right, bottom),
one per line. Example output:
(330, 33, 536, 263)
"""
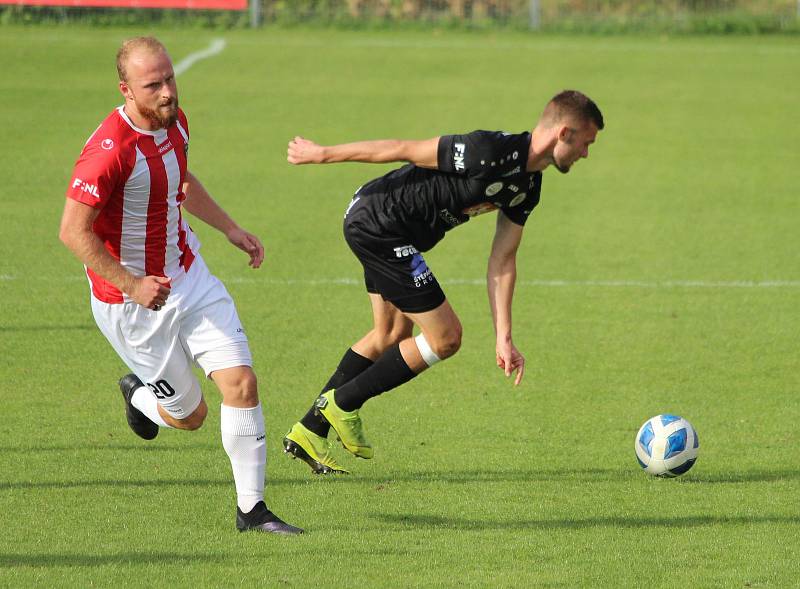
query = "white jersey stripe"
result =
(176, 119, 189, 144)
(162, 148, 183, 278)
(119, 146, 151, 288)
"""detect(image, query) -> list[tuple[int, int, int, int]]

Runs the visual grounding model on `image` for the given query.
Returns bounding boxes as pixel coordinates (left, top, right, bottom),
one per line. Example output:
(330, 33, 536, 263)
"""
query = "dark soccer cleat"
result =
(236, 501, 304, 535)
(118, 374, 159, 441)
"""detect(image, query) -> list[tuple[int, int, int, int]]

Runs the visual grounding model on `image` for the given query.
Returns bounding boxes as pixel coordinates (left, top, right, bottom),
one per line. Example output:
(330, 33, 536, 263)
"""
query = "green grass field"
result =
(1, 26, 799, 587)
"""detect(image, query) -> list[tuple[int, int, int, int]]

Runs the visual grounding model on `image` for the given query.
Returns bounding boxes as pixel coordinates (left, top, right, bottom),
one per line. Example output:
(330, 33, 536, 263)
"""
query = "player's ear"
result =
(557, 125, 572, 142)
(119, 80, 132, 100)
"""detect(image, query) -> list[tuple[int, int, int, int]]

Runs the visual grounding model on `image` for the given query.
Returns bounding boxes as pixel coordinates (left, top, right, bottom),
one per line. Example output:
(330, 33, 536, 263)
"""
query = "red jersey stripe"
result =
(167, 123, 195, 272)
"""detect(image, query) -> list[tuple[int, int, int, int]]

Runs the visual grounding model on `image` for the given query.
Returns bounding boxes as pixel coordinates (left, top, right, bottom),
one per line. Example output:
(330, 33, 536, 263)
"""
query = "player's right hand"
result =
(496, 340, 525, 386)
(287, 136, 324, 165)
(130, 275, 171, 311)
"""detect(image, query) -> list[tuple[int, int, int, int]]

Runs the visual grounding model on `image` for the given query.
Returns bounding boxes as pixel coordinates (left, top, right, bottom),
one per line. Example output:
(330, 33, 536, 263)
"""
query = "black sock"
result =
(299, 348, 374, 437)
(333, 344, 417, 412)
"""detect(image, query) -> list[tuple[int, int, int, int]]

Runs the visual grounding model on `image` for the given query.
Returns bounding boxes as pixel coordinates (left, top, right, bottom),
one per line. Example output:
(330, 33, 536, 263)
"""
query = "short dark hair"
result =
(116, 36, 168, 82)
(542, 90, 604, 130)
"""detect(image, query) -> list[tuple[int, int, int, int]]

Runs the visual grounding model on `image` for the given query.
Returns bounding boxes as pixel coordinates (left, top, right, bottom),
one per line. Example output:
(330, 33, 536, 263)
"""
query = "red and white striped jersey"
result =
(66, 106, 200, 303)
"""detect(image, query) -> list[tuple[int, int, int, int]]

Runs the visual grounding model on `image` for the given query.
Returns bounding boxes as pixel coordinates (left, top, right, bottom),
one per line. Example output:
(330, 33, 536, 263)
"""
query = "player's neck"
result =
(122, 103, 163, 132)
(526, 127, 557, 172)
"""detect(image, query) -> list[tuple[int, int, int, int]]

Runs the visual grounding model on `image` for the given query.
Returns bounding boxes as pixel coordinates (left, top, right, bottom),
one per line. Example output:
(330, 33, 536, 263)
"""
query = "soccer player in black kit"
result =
(283, 90, 604, 474)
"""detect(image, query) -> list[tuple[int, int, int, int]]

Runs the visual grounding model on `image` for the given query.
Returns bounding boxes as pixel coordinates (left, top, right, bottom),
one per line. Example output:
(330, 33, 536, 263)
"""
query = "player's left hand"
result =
(496, 340, 525, 386)
(227, 228, 264, 268)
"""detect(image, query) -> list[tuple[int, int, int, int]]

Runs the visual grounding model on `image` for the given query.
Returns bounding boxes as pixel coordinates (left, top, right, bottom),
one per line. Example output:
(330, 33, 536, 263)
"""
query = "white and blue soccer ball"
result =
(635, 414, 699, 477)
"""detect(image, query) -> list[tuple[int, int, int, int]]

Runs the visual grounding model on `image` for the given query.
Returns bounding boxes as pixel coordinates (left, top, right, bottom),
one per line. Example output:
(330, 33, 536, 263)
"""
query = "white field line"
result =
(2, 275, 799, 289)
(173, 39, 226, 76)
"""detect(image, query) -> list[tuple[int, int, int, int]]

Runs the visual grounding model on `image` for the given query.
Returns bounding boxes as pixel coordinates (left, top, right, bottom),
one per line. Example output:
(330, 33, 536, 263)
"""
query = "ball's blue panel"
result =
(660, 414, 682, 426)
(636, 454, 647, 469)
(639, 422, 655, 456)
(693, 430, 699, 449)
(668, 458, 696, 476)
(665, 428, 687, 458)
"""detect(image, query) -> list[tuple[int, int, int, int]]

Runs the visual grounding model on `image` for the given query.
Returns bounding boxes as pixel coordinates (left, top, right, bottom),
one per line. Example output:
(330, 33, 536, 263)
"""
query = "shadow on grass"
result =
(3, 468, 797, 492)
(682, 471, 800, 483)
(280, 467, 800, 485)
(0, 443, 217, 453)
(0, 478, 240, 491)
(273, 468, 626, 485)
(373, 513, 800, 531)
(0, 324, 94, 332)
(0, 551, 222, 568)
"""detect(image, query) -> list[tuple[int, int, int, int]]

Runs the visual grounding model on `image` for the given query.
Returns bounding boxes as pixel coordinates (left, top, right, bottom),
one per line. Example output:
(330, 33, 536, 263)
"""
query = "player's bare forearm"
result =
(488, 213, 525, 384)
(182, 171, 239, 235)
(287, 136, 440, 169)
(488, 212, 523, 340)
(487, 255, 516, 342)
(59, 199, 136, 294)
(318, 140, 420, 164)
(61, 227, 136, 293)
(59, 199, 171, 308)
(487, 260, 525, 384)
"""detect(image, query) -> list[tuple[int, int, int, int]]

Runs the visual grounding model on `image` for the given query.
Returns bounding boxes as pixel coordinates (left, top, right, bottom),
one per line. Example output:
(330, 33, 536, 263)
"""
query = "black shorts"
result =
(343, 197, 445, 314)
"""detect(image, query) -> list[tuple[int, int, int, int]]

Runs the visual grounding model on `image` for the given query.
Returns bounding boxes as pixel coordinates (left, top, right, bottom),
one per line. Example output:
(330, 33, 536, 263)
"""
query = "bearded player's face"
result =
(121, 50, 179, 130)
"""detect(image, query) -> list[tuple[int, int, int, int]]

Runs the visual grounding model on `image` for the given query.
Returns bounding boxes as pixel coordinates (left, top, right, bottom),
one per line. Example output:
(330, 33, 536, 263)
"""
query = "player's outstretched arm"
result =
(58, 198, 170, 309)
(182, 172, 264, 268)
(287, 136, 440, 169)
(487, 212, 526, 386)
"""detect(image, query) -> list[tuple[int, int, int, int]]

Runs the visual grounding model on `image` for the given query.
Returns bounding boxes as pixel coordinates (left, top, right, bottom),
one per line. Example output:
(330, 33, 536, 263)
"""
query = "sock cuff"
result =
(391, 343, 416, 376)
(344, 347, 375, 371)
(220, 404, 265, 436)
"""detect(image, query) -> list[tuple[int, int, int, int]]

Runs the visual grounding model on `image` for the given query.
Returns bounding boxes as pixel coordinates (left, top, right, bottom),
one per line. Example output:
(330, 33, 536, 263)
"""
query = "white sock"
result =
(220, 404, 265, 513)
(131, 386, 171, 428)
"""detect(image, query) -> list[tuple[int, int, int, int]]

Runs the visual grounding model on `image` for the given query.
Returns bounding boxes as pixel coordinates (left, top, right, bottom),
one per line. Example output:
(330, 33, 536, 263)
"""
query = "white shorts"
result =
(91, 255, 252, 419)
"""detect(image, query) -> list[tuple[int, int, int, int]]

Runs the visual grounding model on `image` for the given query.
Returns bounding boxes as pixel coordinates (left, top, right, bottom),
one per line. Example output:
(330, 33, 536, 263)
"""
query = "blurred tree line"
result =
(2, 0, 798, 32)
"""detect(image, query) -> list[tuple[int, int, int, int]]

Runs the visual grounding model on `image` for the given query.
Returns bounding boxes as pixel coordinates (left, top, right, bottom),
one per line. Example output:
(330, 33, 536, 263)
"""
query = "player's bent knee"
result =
(215, 367, 259, 408)
(174, 401, 208, 430)
(433, 336, 461, 360)
(430, 326, 462, 360)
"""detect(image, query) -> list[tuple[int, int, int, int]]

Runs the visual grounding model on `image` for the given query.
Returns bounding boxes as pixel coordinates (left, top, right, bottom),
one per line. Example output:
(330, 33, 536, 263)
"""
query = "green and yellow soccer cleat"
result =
(315, 390, 374, 459)
(283, 422, 349, 475)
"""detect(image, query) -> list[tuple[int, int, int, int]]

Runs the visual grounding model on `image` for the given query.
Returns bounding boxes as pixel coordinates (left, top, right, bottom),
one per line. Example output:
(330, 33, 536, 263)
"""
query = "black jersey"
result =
(354, 130, 542, 252)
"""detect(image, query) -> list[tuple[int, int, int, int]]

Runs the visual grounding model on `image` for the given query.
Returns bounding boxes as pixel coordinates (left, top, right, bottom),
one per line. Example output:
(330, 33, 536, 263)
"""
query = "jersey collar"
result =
(116, 105, 168, 138)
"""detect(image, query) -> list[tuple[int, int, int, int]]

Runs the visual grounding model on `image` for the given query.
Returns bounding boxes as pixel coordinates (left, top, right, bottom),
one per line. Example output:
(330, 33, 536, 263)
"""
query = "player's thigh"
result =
(91, 298, 203, 420)
(368, 292, 413, 337)
(179, 271, 253, 380)
(404, 299, 462, 356)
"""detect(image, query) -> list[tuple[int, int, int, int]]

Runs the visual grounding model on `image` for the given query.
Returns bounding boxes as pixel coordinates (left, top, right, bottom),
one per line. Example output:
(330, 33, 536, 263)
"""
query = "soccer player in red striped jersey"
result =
(59, 37, 302, 535)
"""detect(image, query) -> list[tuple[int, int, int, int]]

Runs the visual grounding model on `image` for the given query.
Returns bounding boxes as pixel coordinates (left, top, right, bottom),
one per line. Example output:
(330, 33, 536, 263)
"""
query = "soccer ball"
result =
(635, 414, 699, 477)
